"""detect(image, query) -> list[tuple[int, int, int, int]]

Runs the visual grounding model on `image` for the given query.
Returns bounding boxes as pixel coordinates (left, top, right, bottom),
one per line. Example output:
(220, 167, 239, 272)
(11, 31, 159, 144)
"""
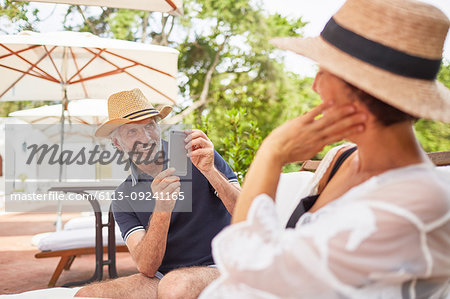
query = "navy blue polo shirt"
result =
(112, 142, 237, 274)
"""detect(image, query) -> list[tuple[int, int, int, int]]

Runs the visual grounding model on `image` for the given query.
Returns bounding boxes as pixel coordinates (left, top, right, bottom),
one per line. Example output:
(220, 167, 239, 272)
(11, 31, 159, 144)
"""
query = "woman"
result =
(200, 0, 450, 298)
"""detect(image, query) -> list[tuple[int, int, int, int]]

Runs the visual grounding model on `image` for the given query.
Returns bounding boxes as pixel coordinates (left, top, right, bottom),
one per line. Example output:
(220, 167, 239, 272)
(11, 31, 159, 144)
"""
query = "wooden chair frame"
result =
(35, 245, 128, 287)
(300, 151, 450, 171)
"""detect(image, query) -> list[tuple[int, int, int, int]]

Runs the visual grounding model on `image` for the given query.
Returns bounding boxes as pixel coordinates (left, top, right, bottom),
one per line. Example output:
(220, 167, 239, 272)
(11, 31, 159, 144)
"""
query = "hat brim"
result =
(271, 36, 450, 122)
(95, 105, 172, 138)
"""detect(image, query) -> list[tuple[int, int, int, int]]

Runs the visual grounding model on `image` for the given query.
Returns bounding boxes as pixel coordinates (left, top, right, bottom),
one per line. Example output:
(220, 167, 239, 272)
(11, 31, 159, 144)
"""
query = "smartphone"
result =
(168, 130, 188, 176)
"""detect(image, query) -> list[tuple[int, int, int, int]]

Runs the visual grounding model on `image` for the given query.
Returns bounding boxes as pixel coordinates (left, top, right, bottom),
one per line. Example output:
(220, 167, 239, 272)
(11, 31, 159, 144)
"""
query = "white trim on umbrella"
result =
(15, 0, 184, 16)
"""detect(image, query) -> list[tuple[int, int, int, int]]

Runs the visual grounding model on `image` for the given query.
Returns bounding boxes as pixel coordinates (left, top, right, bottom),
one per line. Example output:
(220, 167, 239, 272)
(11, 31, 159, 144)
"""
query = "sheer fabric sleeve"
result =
(200, 171, 450, 298)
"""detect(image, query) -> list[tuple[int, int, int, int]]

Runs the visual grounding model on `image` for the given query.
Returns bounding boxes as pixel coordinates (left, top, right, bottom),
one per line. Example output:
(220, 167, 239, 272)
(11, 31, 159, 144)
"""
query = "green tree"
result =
(414, 62, 450, 153)
(0, 0, 40, 32)
(0, 101, 52, 117)
(59, 0, 308, 180)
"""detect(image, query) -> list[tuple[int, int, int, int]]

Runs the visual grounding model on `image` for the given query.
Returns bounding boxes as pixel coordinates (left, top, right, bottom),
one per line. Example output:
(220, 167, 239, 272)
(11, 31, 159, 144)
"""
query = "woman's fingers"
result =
(321, 124, 365, 146)
(303, 102, 329, 123)
(311, 104, 358, 130)
(319, 112, 367, 138)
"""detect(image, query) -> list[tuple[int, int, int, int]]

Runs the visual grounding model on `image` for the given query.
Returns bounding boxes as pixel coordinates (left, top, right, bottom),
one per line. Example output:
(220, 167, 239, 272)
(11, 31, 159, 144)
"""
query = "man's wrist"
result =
(151, 211, 172, 220)
(201, 164, 218, 178)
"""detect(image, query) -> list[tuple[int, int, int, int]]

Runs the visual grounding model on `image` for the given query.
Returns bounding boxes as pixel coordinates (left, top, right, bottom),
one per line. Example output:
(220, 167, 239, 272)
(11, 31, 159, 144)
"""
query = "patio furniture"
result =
(34, 182, 126, 287)
(33, 215, 128, 287)
(0, 286, 83, 298)
(35, 245, 128, 288)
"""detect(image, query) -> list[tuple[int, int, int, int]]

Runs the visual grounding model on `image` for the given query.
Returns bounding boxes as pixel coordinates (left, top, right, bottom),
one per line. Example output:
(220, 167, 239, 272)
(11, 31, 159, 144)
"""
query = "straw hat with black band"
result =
(271, 0, 450, 122)
(95, 88, 172, 138)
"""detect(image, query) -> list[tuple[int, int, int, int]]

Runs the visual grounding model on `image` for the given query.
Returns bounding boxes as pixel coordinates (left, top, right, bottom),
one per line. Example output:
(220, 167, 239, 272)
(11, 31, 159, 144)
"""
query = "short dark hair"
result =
(346, 83, 419, 126)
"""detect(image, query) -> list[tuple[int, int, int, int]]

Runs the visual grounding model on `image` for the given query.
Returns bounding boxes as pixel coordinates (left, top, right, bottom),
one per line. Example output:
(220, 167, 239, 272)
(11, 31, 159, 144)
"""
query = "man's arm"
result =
(126, 168, 180, 277)
(125, 212, 171, 277)
(202, 166, 241, 213)
(185, 129, 240, 214)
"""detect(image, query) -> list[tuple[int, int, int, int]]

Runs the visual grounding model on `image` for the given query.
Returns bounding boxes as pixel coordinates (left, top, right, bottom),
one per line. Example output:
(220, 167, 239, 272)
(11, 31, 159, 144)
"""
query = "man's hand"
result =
(185, 129, 215, 174)
(151, 167, 180, 212)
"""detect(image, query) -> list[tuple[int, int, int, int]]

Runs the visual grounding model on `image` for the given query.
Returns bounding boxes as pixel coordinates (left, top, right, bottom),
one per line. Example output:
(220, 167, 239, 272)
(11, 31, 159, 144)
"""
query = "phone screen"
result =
(168, 130, 188, 176)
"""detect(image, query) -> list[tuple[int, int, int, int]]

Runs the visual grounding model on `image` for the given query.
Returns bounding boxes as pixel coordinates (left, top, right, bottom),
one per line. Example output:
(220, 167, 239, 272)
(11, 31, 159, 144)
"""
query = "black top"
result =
(112, 141, 238, 274)
(285, 147, 357, 229)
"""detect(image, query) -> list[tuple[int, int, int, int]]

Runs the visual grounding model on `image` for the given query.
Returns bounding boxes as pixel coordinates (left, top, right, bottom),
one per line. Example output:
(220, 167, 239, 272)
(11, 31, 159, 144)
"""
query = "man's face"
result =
(115, 118, 161, 163)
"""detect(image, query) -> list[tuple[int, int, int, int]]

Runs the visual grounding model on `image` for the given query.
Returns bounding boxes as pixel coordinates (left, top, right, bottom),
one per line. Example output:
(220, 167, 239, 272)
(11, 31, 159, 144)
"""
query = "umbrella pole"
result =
(56, 47, 69, 232)
(58, 88, 67, 184)
(55, 89, 67, 231)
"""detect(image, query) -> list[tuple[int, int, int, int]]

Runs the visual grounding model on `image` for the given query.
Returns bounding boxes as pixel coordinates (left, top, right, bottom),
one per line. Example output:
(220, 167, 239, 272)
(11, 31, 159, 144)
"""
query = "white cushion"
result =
(31, 232, 52, 247)
(64, 215, 111, 231)
(37, 227, 125, 251)
(436, 165, 450, 176)
(275, 171, 315, 227)
(0, 287, 81, 299)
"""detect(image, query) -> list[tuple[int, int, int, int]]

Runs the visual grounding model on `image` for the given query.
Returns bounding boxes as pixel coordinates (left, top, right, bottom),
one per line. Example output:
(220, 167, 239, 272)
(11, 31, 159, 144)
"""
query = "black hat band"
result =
(320, 18, 442, 80)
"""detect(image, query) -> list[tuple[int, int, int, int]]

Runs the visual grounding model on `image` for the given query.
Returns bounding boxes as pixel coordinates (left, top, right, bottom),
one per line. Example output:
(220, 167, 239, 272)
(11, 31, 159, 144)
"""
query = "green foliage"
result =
(0, 0, 39, 31)
(414, 119, 450, 152)
(196, 107, 262, 183)
(0, 101, 52, 117)
(282, 162, 302, 173)
(413, 62, 450, 152)
(63, 6, 116, 35)
(437, 61, 450, 88)
(106, 9, 142, 41)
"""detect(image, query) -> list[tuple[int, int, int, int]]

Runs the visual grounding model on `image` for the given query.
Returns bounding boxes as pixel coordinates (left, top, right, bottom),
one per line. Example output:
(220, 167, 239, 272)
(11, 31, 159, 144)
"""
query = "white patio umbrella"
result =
(0, 31, 179, 105)
(0, 30, 178, 177)
(9, 99, 108, 125)
(16, 0, 183, 15)
(0, 29, 178, 159)
(0, 28, 179, 228)
(9, 99, 108, 143)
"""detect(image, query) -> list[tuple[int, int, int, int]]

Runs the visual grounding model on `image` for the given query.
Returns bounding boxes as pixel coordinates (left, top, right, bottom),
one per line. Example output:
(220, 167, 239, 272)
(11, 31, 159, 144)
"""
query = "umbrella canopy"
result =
(9, 99, 109, 143)
(15, 0, 183, 15)
(9, 99, 107, 125)
(0, 31, 179, 105)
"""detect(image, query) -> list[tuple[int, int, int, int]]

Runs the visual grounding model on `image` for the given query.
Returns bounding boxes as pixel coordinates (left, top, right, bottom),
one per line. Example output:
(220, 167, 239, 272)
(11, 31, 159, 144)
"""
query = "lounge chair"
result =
(33, 214, 128, 287)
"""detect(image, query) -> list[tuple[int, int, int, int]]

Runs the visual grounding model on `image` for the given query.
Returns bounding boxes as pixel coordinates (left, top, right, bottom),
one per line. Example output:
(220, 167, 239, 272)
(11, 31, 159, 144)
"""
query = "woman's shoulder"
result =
(346, 163, 450, 226)
(312, 143, 356, 193)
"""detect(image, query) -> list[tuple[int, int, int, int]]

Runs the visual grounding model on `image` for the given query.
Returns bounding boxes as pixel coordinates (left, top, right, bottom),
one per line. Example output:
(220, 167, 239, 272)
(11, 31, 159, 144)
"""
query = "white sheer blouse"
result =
(200, 145, 450, 299)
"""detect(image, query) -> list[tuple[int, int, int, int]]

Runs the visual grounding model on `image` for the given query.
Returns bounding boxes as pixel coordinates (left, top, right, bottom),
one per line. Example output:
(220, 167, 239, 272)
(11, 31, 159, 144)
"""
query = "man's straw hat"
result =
(95, 88, 172, 138)
(271, 0, 450, 122)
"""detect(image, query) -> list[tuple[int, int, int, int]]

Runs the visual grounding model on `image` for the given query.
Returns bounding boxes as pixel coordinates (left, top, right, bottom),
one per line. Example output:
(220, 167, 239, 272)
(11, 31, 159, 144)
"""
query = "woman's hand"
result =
(232, 102, 366, 224)
(259, 102, 366, 165)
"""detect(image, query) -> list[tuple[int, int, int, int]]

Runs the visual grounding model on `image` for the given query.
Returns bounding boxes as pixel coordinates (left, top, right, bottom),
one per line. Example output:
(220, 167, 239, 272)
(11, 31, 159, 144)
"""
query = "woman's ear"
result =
(347, 88, 368, 113)
(353, 97, 369, 113)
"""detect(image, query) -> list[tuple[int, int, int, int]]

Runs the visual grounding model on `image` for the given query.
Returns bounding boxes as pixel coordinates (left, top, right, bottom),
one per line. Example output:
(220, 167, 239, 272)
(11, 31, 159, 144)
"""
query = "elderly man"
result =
(75, 88, 240, 298)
